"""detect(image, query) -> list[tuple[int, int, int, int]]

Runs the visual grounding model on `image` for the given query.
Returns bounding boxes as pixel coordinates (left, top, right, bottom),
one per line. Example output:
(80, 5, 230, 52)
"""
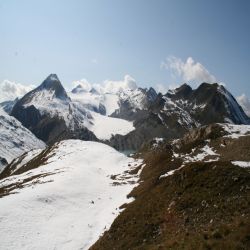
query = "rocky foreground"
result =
(91, 123, 250, 250)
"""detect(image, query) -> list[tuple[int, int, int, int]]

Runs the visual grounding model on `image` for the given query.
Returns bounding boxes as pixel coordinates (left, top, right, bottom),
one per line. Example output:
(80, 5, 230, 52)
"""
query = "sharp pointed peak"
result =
(40, 74, 62, 89)
(38, 74, 69, 100)
(46, 74, 60, 81)
(176, 83, 192, 91)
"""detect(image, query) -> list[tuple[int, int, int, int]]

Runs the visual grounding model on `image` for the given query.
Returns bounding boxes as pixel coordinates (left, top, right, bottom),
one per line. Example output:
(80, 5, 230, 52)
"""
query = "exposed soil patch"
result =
(0, 172, 58, 198)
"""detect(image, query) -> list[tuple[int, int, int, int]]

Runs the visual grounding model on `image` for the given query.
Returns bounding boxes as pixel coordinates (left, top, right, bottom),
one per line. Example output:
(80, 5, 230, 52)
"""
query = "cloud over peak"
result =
(237, 94, 250, 117)
(72, 75, 138, 94)
(103, 75, 137, 93)
(161, 56, 217, 84)
(0, 80, 35, 102)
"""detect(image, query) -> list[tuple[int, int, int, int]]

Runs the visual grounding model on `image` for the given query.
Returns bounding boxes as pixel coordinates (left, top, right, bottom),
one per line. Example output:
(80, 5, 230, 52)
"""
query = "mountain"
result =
(0, 108, 46, 172)
(70, 84, 107, 115)
(111, 87, 158, 121)
(69, 83, 158, 119)
(11, 74, 135, 144)
(11, 74, 99, 144)
(108, 83, 250, 151)
(11, 74, 86, 136)
(0, 140, 143, 249)
(11, 75, 250, 151)
(164, 83, 249, 125)
(91, 123, 250, 250)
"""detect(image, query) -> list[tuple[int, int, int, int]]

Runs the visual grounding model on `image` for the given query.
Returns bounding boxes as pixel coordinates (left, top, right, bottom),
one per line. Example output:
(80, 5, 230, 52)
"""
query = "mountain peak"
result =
(71, 84, 83, 94)
(147, 87, 157, 101)
(198, 82, 220, 89)
(40, 74, 61, 89)
(172, 83, 193, 99)
(46, 74, 60, 82)
(177, 83, 192, 91)
(38, 74, 69, 100)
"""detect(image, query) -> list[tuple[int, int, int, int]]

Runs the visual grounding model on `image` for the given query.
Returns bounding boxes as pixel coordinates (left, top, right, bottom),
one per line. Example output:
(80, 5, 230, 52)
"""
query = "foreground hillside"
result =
(0, 140, 143, 250)
(91, 124, 250, 250)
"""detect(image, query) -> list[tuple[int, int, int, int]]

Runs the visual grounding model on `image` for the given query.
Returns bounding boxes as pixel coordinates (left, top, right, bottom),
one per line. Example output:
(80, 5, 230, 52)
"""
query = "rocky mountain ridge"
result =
(11, 74, 98, 144)
(108, 82, 250, 151)
(8, 74, 250, 152)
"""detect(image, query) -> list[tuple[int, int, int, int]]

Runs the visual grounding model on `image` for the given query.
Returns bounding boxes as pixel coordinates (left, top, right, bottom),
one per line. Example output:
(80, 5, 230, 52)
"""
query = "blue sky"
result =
(0, 0, 250, 97)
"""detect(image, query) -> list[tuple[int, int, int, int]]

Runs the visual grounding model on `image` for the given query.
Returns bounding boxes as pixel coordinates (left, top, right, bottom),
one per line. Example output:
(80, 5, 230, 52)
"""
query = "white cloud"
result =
(72, 79, 92, 92)
(103, 75, 137, 93)
(155, 84, 168, 94)
(0, 80, 35, 102)
(161, 56, 217, 84)
(237, 94, 250, 117)
(71, 75, 138, 94)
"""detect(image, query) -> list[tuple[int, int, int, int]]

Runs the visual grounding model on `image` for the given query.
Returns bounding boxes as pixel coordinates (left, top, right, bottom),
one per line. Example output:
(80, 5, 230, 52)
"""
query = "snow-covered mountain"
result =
(69, 82, 158, 119)
(163, 83, 249, 125)
(11, 74, 89, 130)
(108, 82, 250, 151)
(0, 108, 45, 171)
(0, 140, 143, 250)
(10, 74, 250, 151)
(11, 74, 135, 143)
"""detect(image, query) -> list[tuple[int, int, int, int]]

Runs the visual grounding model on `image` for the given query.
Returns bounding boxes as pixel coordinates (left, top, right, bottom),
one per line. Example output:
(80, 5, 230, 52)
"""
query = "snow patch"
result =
(232, 161, 250, 168)
(182, 145, 219, 163)
(221, 124, 250, 139)
(152, 138, 164, 149)
(159, 165, 185, 179)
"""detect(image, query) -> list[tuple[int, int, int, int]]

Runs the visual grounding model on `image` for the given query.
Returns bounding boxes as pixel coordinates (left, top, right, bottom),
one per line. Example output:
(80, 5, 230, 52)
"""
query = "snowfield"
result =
(0, 140, 143, 250)
(88, 111, 135, 140)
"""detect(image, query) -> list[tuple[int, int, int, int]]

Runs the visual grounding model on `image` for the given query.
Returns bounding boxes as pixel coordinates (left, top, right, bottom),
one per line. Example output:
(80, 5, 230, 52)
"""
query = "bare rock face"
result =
(180, 123, 226, 146)
(0, 157, 8, 173)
